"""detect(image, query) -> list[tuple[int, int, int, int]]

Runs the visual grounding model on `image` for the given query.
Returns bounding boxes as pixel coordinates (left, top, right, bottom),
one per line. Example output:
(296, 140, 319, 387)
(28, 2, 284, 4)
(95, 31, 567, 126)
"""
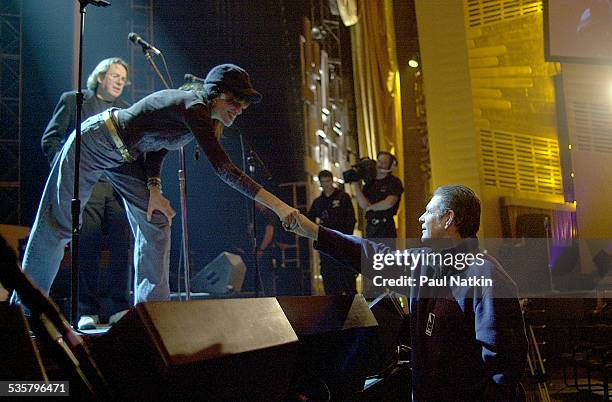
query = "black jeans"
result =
(78, 179, 131, 320)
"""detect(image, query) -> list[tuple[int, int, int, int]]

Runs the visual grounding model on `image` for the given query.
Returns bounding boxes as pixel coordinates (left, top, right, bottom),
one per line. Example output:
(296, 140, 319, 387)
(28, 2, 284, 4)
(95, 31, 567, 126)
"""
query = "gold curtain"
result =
(351, 0, 405, 236)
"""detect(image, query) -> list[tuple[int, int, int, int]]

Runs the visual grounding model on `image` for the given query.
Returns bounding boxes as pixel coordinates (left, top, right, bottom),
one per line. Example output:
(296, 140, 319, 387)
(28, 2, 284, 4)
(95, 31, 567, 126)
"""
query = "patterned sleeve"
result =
(143, 149, 168, 178)
(184, 103, 261, 198)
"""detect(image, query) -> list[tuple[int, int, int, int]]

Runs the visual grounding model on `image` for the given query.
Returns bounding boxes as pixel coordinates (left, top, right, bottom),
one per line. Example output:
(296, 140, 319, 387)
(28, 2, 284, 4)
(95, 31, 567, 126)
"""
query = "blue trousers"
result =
(13, 112, 171, 311)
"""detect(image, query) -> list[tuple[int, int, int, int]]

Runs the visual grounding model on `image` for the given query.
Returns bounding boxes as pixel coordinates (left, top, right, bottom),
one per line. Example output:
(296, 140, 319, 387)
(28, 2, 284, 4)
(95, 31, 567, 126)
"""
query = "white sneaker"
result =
(78, 315, 99, 330)
(109, 309, 129, 326)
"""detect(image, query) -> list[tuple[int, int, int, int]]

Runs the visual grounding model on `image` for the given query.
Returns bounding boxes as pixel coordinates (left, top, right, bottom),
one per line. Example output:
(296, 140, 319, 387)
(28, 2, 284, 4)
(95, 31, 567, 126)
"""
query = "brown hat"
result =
(204, 64, 262, 103)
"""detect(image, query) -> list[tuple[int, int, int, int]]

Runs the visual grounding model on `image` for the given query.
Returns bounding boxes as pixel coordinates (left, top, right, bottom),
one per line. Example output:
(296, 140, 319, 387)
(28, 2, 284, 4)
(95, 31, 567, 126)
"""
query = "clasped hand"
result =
(147, 187, 176, 224)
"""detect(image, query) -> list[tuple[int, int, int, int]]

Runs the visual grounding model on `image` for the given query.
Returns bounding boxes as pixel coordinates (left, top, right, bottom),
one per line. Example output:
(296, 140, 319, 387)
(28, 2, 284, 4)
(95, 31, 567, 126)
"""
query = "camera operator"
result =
(351, 151, 403, 239)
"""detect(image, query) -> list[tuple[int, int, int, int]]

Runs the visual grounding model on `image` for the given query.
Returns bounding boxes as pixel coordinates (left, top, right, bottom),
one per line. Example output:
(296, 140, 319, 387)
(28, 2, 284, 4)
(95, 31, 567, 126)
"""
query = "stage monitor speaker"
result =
(91, 298, 298, 401)
(367, 293, 409, 376)
(191, 251, 246, 294)
(277, 295, 379, 401)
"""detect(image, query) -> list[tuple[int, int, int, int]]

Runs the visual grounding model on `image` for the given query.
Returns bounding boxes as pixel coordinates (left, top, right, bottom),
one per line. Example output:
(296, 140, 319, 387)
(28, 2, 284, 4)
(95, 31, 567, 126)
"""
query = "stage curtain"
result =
(350, 0, 405, 237)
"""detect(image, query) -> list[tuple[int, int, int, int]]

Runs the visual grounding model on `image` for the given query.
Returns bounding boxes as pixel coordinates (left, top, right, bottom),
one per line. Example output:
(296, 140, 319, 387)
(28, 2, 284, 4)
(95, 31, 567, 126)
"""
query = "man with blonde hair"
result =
(41, 57, 131, 330)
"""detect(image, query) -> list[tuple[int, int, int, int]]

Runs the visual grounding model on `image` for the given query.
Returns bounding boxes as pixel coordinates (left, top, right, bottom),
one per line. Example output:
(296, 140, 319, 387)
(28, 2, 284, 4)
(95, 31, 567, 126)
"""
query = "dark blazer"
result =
(41, 89, 130, 164)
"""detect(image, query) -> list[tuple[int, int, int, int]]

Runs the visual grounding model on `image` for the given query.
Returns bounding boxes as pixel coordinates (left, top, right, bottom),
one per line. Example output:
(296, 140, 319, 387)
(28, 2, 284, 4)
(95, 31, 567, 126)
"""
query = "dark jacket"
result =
(314, 226, 528, 401)
(41, 89, 130, 164)
(307, 189, 356, 234)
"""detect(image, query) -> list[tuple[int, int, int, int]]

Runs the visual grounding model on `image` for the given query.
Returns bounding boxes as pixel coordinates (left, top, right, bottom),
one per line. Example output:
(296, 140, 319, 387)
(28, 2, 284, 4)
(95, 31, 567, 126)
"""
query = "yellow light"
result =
(570, 172, 575, 178)
(408, 59, 419, 68)
(568, 144, 572, 150)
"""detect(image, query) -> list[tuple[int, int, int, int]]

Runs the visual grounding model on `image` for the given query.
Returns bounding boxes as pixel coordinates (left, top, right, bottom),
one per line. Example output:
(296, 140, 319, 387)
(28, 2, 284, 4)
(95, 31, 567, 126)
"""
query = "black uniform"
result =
(362, 175, 403, 239)
(41, 89, 131, 321)
(241, 207, 277, 295)
(307, 189, 356, 294)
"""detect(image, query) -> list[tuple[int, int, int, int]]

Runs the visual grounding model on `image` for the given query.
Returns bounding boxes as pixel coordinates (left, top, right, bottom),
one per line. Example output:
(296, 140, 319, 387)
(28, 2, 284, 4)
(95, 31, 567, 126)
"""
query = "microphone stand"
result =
(238, 132, 272, 297)
(137, 47, 191, 300)
(70, 0, 110, 328)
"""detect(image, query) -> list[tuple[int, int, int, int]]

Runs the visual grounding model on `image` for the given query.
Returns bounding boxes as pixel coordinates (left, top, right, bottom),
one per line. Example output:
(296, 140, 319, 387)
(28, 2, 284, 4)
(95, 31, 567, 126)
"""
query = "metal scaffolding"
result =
(299, 0, 357, 294)
(0, 0, 22, 224)
(128, 0, 156, 102)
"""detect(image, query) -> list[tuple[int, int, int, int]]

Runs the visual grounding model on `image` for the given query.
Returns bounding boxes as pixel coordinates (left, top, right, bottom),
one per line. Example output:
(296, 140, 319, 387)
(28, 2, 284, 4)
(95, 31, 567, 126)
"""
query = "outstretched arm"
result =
(287, 213, 393, 273)
(254, 188, 298, 227)
(185, 104, 298, 226)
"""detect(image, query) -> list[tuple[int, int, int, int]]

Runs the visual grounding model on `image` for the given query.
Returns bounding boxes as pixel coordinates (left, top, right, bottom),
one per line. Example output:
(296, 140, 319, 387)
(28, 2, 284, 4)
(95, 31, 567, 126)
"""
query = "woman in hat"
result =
(14, 64, 298, 307)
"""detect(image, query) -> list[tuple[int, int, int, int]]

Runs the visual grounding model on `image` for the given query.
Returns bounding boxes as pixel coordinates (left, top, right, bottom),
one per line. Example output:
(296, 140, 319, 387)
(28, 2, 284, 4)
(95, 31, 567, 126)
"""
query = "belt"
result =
(369, 217, 389, 225)
(102, 109, 134, 162)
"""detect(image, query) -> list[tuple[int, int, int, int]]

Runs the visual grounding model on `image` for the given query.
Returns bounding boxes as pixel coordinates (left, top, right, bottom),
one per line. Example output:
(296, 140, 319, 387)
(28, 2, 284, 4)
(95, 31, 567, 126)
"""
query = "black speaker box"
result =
(277, 295, 379, 400)
(91, 298, 298, 401)
(366, 293, 409, 375)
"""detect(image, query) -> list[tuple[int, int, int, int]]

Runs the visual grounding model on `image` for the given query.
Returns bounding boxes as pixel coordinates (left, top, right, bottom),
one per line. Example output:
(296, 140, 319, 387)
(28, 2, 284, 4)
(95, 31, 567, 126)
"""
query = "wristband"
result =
(146, 177, 162, 191)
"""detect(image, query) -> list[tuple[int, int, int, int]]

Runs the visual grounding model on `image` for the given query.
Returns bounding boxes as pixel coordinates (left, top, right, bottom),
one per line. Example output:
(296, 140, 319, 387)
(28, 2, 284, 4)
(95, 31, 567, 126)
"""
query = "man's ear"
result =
(444, 210, 455, 229)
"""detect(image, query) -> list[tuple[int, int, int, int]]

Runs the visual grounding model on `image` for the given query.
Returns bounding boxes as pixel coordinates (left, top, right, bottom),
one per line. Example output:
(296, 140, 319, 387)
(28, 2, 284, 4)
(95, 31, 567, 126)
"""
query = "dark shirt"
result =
(41, 89, 130, 164)
(313, 227, 528, 401)
(306, 189, 355, 235)
(115, 89, 261, 198)
(362, 174, 403, 221)
(254, 207, 276, 246)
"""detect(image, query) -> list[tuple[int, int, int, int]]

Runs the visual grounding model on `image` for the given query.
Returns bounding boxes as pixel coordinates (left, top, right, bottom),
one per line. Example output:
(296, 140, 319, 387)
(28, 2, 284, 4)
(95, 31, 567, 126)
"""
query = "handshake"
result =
(281, 213, 319, 241)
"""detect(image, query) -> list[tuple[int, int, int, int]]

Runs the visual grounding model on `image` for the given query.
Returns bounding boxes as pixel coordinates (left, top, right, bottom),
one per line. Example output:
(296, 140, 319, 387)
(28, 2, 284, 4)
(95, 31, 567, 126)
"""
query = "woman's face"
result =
(211, 92, 250, 127)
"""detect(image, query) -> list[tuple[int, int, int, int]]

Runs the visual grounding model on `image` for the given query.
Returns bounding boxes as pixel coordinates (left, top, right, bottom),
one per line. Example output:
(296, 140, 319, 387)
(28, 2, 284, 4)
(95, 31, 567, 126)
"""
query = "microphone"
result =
(184, 73, 205, 83)
(128, 32, 161, 55)
(81, 0, 111, 7)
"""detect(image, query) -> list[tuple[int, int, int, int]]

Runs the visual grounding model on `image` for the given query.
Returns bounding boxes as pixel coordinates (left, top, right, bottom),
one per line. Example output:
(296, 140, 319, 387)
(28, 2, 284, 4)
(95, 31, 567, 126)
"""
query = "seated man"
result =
(287, 184, 528, 401)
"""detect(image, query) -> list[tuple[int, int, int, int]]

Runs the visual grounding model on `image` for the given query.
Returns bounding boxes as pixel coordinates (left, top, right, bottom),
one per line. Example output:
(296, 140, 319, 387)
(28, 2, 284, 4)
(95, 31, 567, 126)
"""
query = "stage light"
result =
(316, 129, 326, 139)
(311, 25, 327, 41)
(408, 54, 419, 68)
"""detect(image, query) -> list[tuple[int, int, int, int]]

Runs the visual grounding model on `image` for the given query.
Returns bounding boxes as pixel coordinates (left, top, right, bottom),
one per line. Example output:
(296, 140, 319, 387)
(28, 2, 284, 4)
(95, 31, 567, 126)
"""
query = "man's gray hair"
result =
(86, 57, 129, 91)
(433, 184, 481, 238)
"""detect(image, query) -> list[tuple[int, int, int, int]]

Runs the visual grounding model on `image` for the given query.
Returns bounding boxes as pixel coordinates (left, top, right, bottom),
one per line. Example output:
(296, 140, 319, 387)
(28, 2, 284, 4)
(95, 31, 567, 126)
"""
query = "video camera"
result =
(343, 157, 377, 184)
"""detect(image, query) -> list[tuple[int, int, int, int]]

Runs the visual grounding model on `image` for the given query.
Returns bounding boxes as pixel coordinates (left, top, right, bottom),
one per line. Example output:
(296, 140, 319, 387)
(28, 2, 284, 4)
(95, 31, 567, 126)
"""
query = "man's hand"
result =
(283, 213, 319, 241)
(147, 187, 176, 224)
(276, 203, 300, 229)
